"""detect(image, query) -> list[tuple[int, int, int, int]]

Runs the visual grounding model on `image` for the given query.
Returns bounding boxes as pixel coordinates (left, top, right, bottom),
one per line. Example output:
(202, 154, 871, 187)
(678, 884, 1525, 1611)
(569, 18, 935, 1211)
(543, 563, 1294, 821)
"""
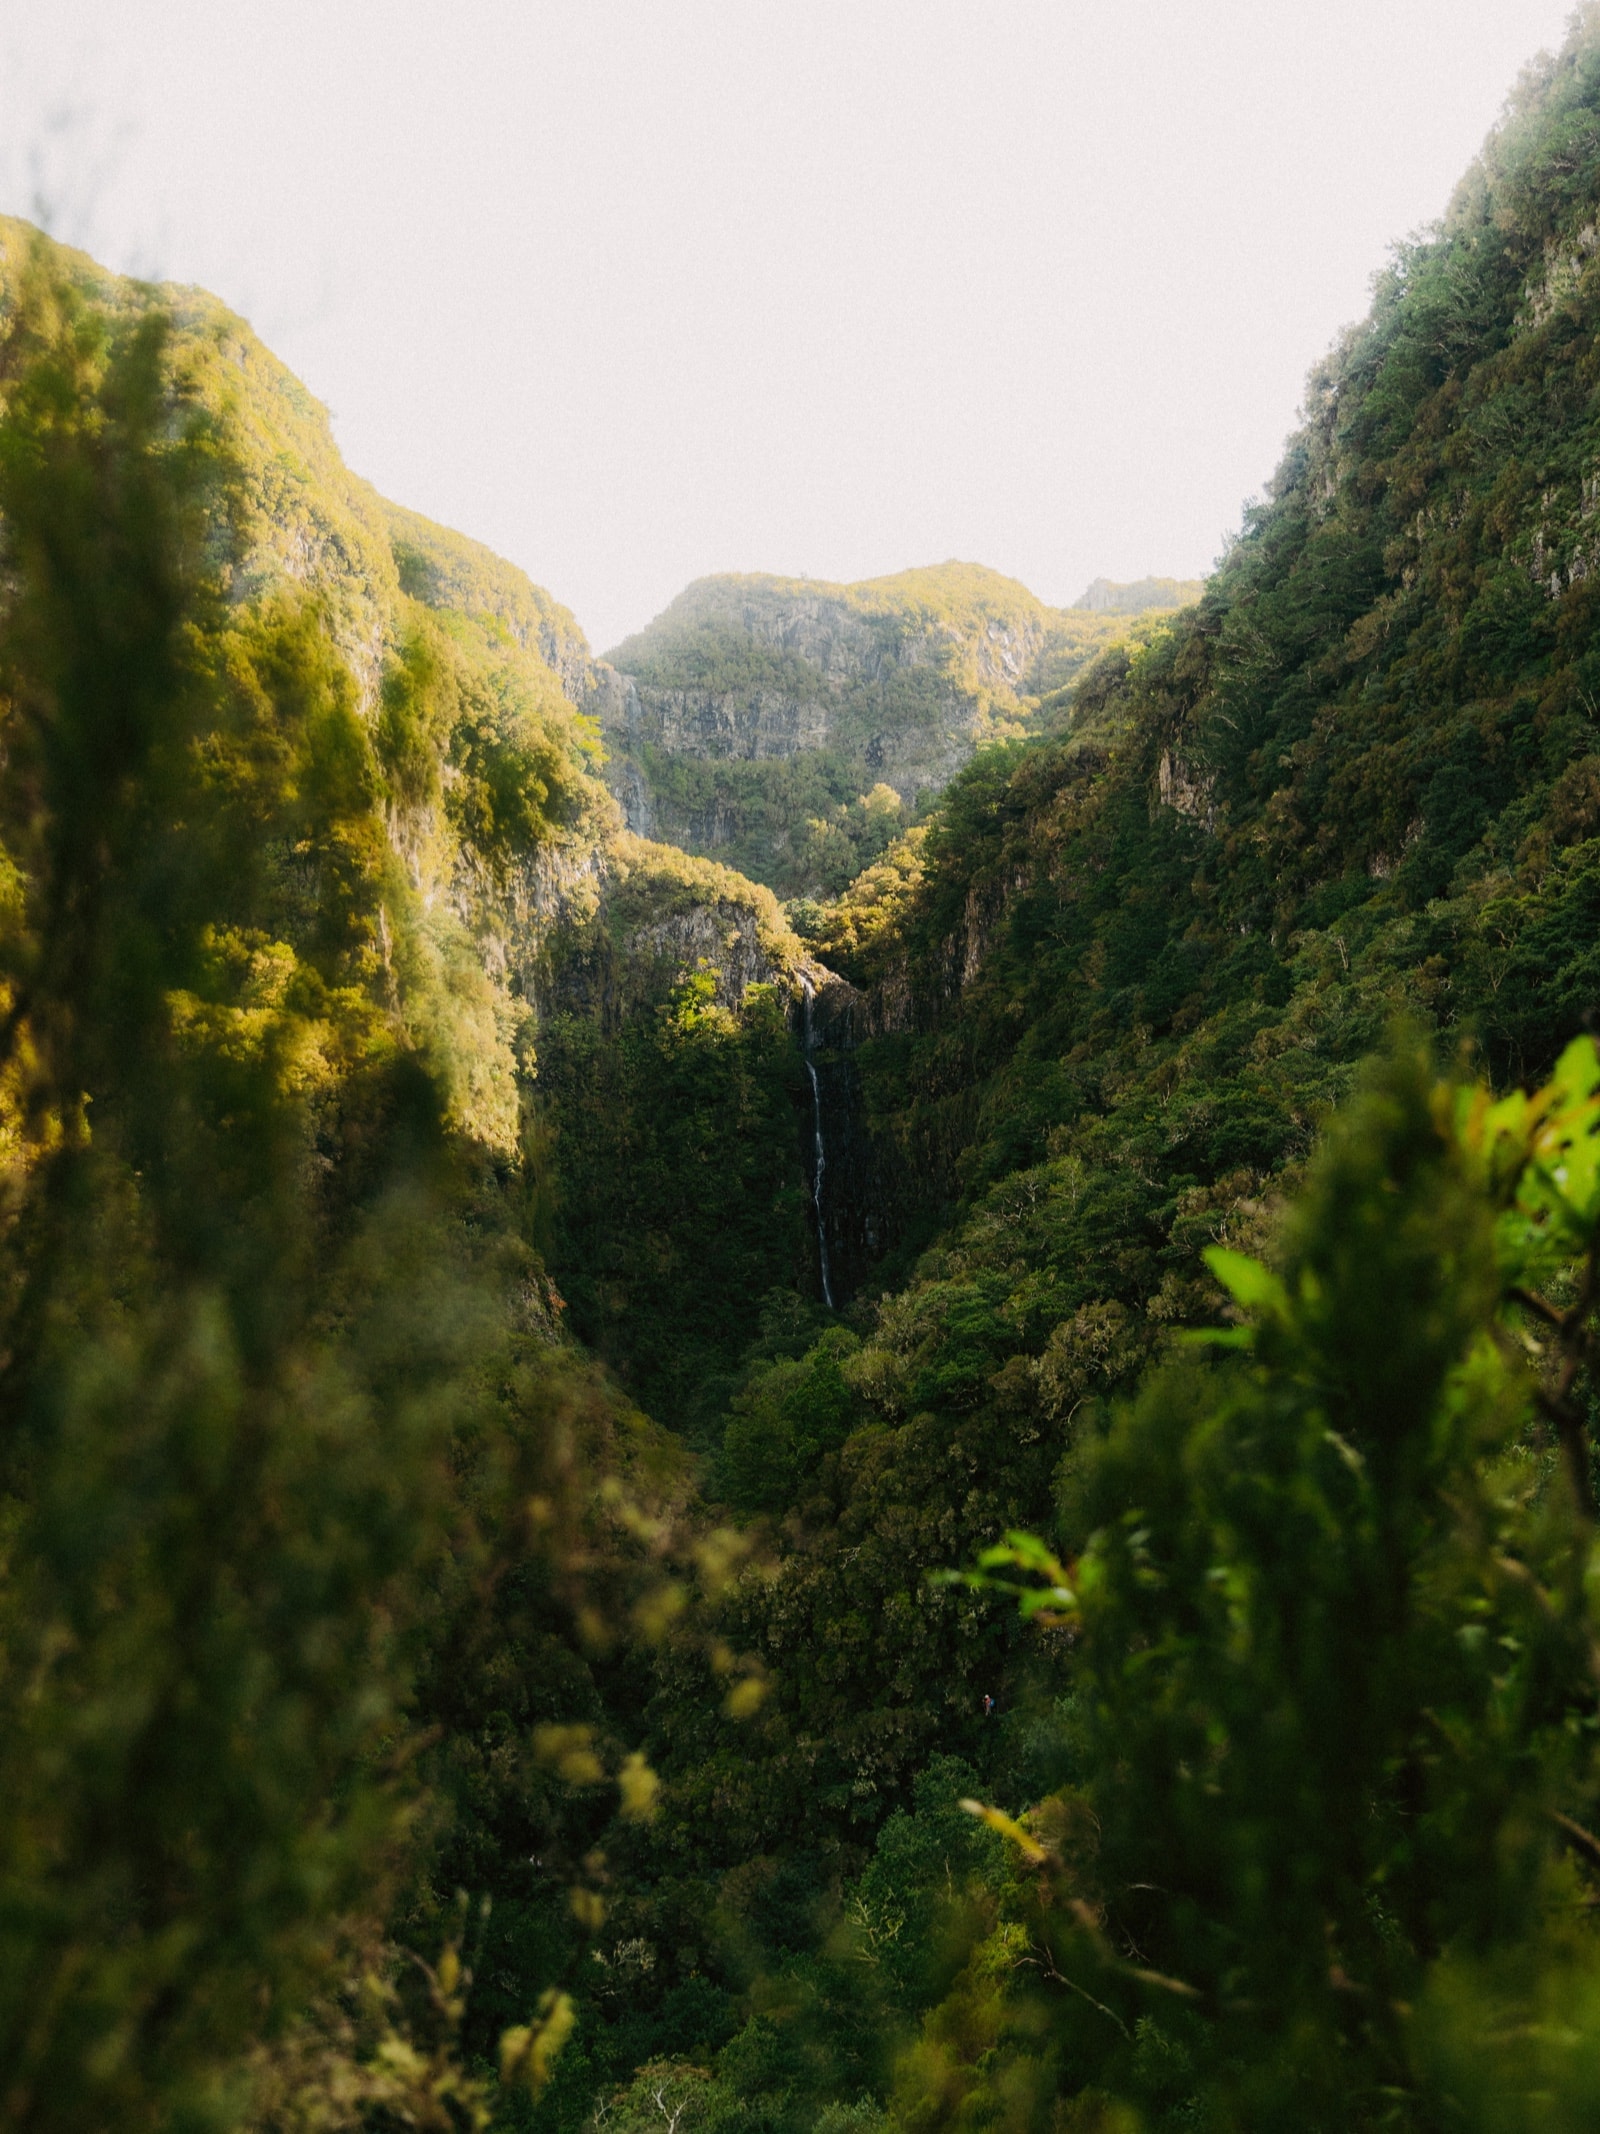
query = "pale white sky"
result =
(0, 1, 1581, 651)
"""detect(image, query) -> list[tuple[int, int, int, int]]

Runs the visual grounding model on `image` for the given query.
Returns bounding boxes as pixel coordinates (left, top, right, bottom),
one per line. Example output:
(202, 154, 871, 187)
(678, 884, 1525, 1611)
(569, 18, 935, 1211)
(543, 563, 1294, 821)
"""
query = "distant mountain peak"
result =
(1073, 573, 1203, 614)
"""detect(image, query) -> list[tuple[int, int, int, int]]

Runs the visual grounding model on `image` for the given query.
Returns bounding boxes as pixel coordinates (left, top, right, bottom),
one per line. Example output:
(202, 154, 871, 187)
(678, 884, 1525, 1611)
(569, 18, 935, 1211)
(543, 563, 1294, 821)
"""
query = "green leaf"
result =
(1202, 1246, 1288, 1319)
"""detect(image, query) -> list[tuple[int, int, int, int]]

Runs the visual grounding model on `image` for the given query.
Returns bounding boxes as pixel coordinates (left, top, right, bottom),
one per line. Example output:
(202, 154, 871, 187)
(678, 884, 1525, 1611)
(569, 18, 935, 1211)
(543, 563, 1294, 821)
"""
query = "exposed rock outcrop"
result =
(529, 832, 810, 1033)
(592, 567, 1060, 808)
(584, 565, 1177, 892)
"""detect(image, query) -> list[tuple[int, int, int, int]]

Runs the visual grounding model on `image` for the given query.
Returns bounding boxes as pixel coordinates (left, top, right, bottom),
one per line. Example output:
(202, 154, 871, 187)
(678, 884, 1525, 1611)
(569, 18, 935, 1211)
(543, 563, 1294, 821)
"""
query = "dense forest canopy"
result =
(12, 11, 1600, 2132)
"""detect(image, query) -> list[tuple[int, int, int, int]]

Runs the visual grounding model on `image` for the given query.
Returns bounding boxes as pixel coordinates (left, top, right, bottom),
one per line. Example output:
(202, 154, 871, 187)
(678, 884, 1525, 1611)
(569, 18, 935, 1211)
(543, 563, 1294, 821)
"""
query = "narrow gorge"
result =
(9, 17, 1600, 2131)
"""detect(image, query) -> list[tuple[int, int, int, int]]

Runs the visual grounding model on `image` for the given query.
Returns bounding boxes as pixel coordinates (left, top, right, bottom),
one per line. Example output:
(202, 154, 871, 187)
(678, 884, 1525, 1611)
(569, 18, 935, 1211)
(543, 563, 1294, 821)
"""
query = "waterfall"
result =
(800, 978, 835, 1310)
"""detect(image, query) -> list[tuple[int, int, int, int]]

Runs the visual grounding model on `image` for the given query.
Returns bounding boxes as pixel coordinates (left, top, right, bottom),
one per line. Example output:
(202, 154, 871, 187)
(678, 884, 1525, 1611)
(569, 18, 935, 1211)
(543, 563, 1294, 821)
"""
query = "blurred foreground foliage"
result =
(910, 1034, 1600, 2130)
(585, 1038, 1600, 2133)
(0, 241, 691, 2130)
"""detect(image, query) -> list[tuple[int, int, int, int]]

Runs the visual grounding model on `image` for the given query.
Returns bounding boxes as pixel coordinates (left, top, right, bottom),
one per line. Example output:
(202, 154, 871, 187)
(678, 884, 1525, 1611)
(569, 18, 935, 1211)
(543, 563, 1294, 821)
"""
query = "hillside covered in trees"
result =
(12, 13, 1600, 2134)
(589, 567, 1190, 900)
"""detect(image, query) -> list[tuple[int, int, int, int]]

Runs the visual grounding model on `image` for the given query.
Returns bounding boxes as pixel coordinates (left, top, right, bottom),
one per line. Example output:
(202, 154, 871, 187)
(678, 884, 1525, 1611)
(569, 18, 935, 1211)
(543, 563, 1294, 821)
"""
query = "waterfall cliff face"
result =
(799, 979, 835, 1310)
(791, 970, 901, 1307)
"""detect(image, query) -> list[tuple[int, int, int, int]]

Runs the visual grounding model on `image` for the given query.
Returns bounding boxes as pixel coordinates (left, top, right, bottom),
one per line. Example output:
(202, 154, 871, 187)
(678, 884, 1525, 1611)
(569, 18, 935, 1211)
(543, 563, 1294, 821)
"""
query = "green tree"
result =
(537, 970, 808, 1437)
(0, 240, 605, 2132)
(919, 1035, 1600, 2129)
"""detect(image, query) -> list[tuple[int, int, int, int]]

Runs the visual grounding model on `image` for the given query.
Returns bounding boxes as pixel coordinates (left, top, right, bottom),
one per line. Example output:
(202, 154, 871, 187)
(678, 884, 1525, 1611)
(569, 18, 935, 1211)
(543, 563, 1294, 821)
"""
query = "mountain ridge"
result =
(13, 16, 1600, 2125)
(589, 560, 1193, 896)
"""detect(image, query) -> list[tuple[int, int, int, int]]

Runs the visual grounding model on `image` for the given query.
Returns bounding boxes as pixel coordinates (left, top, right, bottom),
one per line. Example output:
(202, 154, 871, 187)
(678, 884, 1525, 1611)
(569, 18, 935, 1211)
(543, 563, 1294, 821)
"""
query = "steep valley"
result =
(9, 17, 1600, 2131)
(585, 566, 1196, 899)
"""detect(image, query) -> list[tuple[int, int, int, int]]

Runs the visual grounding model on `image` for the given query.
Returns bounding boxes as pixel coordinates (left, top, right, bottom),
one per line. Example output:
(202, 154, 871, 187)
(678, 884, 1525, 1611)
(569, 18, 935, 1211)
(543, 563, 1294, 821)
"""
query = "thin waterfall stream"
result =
(800, 979, 835, 1310)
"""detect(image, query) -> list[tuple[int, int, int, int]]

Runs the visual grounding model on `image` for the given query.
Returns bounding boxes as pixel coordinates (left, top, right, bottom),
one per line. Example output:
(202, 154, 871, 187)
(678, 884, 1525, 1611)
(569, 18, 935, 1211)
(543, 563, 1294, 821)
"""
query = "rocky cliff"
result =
(524, 831, 812, 1033)
(586, 563, 1193, 898)
(0, 222, 1190, 1328)
(0, 219, 816, 1111)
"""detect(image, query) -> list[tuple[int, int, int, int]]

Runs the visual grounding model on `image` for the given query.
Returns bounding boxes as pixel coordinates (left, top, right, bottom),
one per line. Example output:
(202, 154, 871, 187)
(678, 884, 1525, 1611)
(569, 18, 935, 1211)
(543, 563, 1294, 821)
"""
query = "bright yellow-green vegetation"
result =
(0, 218, 799, 2132)
(19, 15, 1600, 2134)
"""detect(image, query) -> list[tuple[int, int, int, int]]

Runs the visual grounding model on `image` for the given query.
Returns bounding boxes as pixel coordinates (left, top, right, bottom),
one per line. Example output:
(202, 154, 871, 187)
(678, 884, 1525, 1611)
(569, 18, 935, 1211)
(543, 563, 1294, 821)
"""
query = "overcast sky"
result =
(0, 1, 1582, 651)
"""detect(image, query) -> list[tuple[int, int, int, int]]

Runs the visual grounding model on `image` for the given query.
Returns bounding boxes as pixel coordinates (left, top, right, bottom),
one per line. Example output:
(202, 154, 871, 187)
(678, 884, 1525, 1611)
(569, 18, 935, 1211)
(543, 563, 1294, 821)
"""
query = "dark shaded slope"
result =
(637, 18, 1600, 1884)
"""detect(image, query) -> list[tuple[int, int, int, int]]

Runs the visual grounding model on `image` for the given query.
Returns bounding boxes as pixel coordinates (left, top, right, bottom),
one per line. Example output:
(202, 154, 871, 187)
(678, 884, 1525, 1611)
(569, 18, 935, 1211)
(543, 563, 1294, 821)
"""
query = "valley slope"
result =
(568, 20, 1600, 2125)
(588, 565, 1195, 897)
(13, 16, 1600, 2125)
